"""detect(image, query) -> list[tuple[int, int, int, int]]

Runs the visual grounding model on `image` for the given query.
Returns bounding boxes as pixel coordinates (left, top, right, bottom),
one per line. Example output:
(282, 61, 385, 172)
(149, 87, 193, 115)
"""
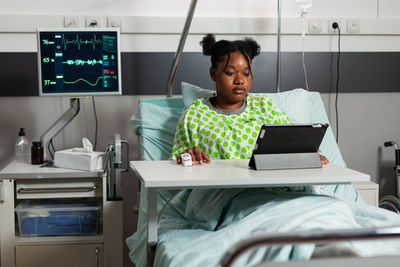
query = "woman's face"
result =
(210, 51, 252, 109)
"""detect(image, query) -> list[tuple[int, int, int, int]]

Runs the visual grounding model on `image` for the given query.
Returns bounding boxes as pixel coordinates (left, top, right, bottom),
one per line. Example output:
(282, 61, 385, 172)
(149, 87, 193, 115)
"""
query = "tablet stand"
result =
(253, 152, 322, 170)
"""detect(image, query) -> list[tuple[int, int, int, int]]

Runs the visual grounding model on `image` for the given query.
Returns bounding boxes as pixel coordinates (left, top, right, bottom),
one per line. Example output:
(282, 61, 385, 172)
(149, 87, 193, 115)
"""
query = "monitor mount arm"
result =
(39, 98, 80, 161)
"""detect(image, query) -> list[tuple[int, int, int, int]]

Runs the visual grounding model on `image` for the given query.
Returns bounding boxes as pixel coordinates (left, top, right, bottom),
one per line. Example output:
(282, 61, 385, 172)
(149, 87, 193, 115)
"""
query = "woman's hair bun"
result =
(200, 34, 216, 56)
(245, 37, 261, 59)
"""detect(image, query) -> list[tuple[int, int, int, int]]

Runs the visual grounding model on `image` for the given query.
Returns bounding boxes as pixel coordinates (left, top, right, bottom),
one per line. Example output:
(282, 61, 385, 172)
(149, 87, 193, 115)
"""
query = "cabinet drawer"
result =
(16, 178, 102, 199)
(16, 243, 104, 267)
(353, 181, 379, 206)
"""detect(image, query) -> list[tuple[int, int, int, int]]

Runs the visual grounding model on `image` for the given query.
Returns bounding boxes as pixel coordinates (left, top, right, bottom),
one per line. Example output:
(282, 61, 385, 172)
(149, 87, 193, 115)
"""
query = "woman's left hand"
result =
(320, 154, 329, 165)
(318, 149, 329, 165)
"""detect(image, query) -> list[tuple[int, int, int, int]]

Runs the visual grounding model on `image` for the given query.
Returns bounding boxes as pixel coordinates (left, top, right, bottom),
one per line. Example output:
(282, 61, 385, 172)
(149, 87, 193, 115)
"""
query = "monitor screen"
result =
(37, 28, 122, 96)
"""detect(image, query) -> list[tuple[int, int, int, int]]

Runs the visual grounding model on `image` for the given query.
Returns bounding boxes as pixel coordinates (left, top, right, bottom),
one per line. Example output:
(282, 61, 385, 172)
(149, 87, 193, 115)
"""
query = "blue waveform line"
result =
(62, 34, 102, 50)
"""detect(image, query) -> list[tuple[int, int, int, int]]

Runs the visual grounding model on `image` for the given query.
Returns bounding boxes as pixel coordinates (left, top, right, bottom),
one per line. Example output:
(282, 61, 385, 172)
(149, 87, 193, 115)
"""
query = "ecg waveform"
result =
(63, 76, 104, 87)
(63, 59, 103, 66)
(60, 34, 102, 50)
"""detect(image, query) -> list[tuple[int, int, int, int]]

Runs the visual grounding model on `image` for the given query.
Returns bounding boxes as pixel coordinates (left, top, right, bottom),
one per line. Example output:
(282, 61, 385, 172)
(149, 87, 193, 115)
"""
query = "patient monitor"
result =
(36, 28, 122, 160)
(37, 28, 121, 96)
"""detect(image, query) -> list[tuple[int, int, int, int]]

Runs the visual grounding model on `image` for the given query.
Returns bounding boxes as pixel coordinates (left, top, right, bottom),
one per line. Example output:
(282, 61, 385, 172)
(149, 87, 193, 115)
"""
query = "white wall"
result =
(2, 1, 400, 266)
(0, 0, 383, 17)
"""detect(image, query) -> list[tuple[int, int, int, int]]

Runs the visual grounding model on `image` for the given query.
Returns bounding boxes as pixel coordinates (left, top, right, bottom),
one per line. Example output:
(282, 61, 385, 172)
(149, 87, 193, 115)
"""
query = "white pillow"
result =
(267, 89, 312, 123)
(181, 82, 311, 123)
(181, 82, 215, 107)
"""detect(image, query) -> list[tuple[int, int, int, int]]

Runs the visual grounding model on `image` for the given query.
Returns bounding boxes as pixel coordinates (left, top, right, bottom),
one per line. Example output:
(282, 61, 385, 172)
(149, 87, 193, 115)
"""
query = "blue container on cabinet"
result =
(15, 200, 100, 236)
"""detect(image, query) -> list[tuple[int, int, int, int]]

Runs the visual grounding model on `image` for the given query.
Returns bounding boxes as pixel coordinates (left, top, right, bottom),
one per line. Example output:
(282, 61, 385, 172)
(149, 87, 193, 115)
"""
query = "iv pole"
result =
(166, 0, 198, 97)
(276, 0, 282, 93)
(165, 0, 282, 97)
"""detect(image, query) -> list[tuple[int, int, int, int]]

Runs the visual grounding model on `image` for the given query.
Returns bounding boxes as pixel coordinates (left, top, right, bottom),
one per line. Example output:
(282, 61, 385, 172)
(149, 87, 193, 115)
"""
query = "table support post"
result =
(147, 188, 158, 267)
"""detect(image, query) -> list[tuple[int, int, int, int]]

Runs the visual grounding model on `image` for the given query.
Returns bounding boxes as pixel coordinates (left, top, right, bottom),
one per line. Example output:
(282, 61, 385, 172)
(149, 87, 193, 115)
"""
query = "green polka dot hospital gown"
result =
(171, 94, 291, 160)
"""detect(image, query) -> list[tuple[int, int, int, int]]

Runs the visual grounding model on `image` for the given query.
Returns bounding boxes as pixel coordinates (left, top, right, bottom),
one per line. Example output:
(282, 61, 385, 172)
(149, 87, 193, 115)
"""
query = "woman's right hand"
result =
(177, 146, 211, 165)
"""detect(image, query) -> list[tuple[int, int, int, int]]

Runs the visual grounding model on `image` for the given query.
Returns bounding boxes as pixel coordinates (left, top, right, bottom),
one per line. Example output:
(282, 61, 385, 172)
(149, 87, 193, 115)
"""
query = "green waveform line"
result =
(62, 34, 102, 50)
(63, 76, 103, 87)
(63, 59, 103, 66)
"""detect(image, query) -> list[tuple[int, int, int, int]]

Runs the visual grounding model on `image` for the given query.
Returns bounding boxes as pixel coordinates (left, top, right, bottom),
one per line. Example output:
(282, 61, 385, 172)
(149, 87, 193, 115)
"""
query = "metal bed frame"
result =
(379, 141, 400, 213)
(218, 226, 400, 267)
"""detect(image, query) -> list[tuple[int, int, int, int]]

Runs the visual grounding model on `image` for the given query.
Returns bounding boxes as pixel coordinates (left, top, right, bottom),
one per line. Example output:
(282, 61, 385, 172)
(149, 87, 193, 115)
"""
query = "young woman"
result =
(171, 34, 329, 165)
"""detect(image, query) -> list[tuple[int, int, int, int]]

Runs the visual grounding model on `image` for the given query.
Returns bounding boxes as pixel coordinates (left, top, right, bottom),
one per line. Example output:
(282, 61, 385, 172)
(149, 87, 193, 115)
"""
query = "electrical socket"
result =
(308, 19, 322, 34)
(107, 17, 121, 29)
(347, 19, 360, 34)
(64, 16, 82, 28)
(85, 16, 104, 28)
(328, 19, 343, 34)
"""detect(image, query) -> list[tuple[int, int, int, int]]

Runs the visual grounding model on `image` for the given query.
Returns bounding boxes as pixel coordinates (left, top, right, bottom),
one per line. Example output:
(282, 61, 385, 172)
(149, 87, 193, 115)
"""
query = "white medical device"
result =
(296, 0, 312, 14)
(181, 153, 192, 167)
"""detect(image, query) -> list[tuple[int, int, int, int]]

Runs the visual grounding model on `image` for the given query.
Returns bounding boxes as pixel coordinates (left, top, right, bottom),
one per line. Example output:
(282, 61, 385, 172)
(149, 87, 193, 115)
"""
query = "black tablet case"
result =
(249, 123, 329, 170)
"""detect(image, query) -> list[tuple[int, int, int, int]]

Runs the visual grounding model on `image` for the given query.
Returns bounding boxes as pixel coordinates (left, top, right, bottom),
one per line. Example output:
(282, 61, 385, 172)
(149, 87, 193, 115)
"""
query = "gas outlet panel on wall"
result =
(85, 16, 106, 28)
(64, 16, 82, 28)
(347, 19, 360, 34)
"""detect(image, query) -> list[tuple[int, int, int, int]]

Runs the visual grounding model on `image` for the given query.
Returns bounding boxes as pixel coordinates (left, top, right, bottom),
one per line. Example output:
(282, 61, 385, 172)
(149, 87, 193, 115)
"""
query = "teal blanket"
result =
(127, 184, 400, 267)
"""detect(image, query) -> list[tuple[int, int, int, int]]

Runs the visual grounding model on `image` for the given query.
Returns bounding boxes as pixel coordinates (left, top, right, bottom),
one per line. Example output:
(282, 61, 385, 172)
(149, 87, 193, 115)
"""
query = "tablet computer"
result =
(248, 123, 329, 169)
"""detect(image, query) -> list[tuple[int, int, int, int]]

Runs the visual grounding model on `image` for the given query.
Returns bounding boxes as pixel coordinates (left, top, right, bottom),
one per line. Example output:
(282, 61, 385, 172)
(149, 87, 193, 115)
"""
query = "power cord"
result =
(302, 35, 310, 91)
(332, 22, 341, 144)
(89, 21, 98, 151)
(92, 96, 98, 151)
(157, 190, 183, 226)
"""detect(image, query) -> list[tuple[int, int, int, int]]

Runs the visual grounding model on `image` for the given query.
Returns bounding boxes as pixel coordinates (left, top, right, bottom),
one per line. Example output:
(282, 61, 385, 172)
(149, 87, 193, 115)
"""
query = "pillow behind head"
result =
(267, 89, 311, 123)
(181, 82, 215, 107)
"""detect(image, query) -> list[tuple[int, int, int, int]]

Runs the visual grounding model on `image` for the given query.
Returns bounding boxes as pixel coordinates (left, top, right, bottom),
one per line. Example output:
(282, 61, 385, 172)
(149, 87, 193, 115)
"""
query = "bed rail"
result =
(218, 226, 400, 267)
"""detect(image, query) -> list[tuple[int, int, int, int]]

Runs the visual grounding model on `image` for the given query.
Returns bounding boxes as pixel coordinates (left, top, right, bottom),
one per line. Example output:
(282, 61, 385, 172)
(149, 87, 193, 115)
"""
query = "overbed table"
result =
(129, 159, 370, 266)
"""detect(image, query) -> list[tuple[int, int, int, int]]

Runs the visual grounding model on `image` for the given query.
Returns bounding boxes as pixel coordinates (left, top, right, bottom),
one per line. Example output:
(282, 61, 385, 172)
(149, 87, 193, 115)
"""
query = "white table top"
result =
(130, 159, 370, 189)
(0, 161, 102, 179)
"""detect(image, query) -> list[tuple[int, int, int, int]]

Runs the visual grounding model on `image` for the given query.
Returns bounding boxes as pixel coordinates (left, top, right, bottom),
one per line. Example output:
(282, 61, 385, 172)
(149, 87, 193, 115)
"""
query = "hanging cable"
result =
(332, 22, 341, 144)
(157, 190, 183, 226)
(92, 96, 98, 151)
(50, 139, 56, 157)
(47, 139, 54, 160)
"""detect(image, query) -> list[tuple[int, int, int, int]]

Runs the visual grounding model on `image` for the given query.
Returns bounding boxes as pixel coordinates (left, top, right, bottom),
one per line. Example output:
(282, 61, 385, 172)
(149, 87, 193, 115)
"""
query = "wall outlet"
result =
(85, 16, 104, 28)
(64, 16, 82, 28)
(308, 19, 322, 34)
(328, 19, 343, 34)
(108, 17, 121, 29)
(347, 19, 360, 34)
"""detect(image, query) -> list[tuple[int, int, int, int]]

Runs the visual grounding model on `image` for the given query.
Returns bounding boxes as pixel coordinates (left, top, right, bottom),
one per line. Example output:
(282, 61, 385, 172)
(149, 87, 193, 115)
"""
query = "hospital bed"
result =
(127, 1, 400, 265)
(128, 86, 400, 266)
